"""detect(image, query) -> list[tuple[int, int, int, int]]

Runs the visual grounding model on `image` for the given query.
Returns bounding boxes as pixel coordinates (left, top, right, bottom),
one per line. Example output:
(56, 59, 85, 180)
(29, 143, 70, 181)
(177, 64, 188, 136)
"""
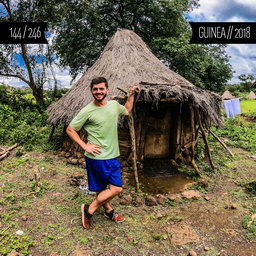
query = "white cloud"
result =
(189, 0, 256, 83)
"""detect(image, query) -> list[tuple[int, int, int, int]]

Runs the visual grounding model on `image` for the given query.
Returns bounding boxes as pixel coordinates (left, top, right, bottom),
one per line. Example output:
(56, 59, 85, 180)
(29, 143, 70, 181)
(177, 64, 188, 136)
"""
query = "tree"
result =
(152, 32, 233, 92)
(39, 0, 231, 92)
(39, 0, 199, 75)
(238, 74, 256, 92)
(0, 0, 59, 105)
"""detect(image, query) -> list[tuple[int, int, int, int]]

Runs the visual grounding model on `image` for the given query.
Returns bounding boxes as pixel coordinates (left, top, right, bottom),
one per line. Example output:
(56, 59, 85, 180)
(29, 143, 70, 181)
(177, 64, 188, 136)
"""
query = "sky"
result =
(1, 0, 256, 88)
(188, 0, 256, 83)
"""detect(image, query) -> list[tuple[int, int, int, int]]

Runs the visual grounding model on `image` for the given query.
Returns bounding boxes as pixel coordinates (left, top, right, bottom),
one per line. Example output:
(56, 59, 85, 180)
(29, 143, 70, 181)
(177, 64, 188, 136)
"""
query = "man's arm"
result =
(66, 126, 101, 157)
(124, 86, 140, 114)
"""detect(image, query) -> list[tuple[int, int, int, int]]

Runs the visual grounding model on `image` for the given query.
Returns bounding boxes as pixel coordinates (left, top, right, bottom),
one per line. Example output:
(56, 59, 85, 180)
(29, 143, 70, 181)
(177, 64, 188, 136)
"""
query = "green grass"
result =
(240, 100, 256, 116)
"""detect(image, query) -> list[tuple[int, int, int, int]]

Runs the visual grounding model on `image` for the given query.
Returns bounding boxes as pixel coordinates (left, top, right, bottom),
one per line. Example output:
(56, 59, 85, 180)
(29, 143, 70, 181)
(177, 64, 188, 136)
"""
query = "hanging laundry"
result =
(223, 98, 241, 119)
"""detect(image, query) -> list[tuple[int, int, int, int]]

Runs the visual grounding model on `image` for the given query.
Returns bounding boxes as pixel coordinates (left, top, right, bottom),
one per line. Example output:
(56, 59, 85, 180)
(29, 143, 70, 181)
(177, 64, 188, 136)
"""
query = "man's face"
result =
(91, 82, 108, 102)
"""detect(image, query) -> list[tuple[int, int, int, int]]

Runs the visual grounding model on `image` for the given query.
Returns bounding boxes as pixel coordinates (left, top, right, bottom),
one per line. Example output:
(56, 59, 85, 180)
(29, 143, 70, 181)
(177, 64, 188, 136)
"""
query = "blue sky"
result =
(2, 0, 256, 88)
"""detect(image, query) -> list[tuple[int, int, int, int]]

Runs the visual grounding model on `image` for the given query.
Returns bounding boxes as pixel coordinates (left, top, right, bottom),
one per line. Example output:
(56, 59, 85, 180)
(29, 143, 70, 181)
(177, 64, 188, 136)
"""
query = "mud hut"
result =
(222, 90, 234, 100)
(247, 91, 256, 100)
(47, 29, 223, 176)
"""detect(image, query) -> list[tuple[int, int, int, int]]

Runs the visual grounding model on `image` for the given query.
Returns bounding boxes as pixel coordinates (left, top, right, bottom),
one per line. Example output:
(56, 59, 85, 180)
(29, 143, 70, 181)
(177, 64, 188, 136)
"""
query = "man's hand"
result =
(84, 144, 102, 157)
(128, 85, 140, 96)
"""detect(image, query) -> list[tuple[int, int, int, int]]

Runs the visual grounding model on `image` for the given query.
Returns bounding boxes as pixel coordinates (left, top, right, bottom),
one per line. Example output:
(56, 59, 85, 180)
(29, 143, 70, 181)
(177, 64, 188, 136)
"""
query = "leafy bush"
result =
(0, 85, 65, 151)
(212, 117, 256, 153)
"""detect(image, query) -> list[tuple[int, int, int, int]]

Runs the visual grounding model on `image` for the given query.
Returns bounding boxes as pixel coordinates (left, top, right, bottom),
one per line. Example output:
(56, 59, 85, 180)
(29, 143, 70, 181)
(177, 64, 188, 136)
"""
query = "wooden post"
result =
(128, 115, 140, 191)
(189, 104, 201, 175)
(208, 129, 234, 157)
(48, 125, 56, 142)
(196, 110, 215, 169)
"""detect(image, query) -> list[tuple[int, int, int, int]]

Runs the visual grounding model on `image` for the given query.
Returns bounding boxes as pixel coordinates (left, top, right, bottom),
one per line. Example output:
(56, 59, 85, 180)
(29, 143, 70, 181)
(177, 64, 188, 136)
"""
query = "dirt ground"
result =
(0, 146, 256, 256)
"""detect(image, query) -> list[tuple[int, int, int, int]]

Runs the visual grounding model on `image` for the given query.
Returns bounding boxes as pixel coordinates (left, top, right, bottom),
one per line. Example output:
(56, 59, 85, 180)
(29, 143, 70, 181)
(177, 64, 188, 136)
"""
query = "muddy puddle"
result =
(129, 158, 196, 194)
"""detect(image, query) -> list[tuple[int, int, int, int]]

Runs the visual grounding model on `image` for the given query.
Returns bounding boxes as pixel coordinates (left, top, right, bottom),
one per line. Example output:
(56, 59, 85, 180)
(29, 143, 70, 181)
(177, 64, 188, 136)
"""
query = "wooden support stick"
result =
(128, 115, 140, 191)
(0, 143, 19, 160)
(191, 159, 202, 176)
(208, 129, 234, 157)
(189, 104, 202, 175)
(48, 125, 56, 143)
(196, 111, 215, 169)
(189, 104, 195, 160)
(117, 87, 128, 94)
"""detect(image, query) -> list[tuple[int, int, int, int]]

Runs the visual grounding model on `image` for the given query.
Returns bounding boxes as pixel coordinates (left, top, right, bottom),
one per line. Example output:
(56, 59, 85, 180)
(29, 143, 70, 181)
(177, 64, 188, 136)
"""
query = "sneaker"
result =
(81, 204, 93, 228)
(104, 209, 125, 223)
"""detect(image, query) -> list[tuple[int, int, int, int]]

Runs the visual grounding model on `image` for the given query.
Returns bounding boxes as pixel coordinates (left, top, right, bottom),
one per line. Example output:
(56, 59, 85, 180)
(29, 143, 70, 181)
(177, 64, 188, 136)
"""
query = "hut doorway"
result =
(141, 102, 180, 160)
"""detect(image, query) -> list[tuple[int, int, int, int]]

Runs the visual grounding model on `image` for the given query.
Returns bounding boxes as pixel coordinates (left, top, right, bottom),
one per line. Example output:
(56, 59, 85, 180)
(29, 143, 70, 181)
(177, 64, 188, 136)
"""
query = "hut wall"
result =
(61, 102, 194, 165)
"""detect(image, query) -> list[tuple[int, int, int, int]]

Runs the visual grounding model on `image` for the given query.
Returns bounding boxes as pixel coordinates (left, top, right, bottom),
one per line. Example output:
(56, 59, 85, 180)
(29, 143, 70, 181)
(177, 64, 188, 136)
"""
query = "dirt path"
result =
(0, 147, 255, 256)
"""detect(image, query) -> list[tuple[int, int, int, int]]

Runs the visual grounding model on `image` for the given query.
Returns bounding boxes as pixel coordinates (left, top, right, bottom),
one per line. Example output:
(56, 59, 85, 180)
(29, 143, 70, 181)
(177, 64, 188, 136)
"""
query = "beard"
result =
(92, 92, 107, 102)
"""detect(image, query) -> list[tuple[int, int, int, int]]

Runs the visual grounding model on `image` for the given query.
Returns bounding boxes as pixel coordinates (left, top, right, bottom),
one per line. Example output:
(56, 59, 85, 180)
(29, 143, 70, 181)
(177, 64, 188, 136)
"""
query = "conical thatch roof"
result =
(47, 29, 223, 127)
(222, 90, 234, 100)
(248, 91, 256, 99)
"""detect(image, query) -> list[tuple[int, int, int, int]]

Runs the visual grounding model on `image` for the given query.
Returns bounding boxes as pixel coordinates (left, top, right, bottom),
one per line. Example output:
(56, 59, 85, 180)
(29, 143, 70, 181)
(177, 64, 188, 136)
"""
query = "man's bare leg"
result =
(88, 185, 122, 214)
(95, 192, 113, 213)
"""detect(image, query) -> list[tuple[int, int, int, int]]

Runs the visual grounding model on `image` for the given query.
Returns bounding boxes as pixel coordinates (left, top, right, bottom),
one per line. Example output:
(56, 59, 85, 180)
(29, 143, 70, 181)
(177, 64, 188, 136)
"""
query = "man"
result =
(66, 77, 138, 228)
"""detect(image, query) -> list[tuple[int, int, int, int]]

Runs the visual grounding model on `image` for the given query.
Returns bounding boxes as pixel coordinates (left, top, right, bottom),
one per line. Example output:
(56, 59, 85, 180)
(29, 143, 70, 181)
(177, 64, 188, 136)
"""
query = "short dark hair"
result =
(90, 77, 108, 90)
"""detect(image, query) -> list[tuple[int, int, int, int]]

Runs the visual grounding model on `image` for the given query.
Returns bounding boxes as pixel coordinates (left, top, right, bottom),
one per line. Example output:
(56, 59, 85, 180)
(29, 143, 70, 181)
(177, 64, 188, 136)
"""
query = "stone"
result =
(119, 194, 132, 205)
(78, 158, 85, 164)
(70, 158, 78, 164)
(204, 246, 210, 251)
(65, 152, 71, 158)
(7, 250, 24, 256)
(188, 250, 197, 256)
(145, 195, 158, 206)
(230, 203, 238, 209)
(134, 196, 144, 206)
(71, 246, 91, 256)
(181, 190, 201, 199)
(52, 192, 62, 197)
(251, 214, 256, 220)
(204, 196, 210, 201)
(21, 215, 28, 221)
(71, 172, 84, 179)
(156, 194, 167, 205)
(166, 222, 200, 246)
(122, 167, 130, 172)
(120, 160, 129, 167)
(156, 212, 164, 219)
(168, 194, 182, 202)
(59, 151, 66, 157)
(198, 180, 208, 188)
(76, 152, 84, 159)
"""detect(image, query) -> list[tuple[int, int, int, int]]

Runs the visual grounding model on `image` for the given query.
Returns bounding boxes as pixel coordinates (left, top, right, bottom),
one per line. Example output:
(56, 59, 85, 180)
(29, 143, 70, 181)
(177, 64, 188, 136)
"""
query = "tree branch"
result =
(0, 72, 29, 84)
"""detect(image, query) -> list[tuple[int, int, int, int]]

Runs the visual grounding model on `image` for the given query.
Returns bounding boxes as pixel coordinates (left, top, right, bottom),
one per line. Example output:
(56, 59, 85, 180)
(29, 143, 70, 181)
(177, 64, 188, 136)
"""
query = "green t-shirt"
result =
(69, 100, 128, 160)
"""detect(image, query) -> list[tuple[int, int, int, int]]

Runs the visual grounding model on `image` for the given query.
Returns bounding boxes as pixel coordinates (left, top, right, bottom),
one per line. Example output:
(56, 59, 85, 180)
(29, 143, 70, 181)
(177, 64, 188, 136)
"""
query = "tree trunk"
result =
(32, 85, 45, 106)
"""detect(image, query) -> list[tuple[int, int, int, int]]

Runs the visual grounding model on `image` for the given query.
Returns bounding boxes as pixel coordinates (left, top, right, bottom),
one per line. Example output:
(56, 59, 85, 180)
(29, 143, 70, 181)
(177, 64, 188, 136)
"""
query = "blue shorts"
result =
(85, 157, 122, 192)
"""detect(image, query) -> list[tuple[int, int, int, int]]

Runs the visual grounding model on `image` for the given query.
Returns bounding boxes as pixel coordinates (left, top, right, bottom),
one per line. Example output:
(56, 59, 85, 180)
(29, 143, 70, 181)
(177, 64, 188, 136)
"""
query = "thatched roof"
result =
(248, 91, 256, 99)
(47, 29, 223, 127)
(222, 90, 234, 100)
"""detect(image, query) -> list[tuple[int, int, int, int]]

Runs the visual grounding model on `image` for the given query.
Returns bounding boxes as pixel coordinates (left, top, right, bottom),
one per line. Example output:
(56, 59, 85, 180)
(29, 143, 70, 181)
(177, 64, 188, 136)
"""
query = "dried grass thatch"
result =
(247, 91, 256, 99)
(222, 90, 234, 100)
(47, 29, 223, 128)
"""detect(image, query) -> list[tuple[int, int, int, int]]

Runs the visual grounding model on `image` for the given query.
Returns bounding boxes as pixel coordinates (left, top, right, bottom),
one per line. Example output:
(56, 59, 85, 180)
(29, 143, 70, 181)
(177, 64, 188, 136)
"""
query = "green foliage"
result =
(213, 117, 256, 153)
(0, 86, 65, 151)
(33, 0, 231, 91)
(240, 100, 256, 117)
(0, 229, 34, 256)
(153, 34, 232, 92)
